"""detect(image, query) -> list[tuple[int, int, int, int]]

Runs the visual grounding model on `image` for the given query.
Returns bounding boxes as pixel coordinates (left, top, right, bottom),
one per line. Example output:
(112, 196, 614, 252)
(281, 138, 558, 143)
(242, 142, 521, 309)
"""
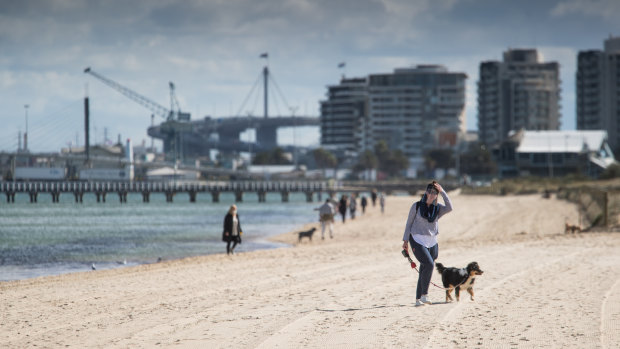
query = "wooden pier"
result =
(0, 181, 332, 204)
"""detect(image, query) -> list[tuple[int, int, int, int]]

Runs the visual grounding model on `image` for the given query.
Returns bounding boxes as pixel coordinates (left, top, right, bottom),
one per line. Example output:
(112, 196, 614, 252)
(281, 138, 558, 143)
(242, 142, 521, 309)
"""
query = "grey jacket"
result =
(402, 191, 453, 241)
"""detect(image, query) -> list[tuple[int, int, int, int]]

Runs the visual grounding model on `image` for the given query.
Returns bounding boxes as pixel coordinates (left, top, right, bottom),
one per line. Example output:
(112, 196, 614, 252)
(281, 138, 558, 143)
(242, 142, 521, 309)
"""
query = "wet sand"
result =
(1, 191, 619, 348)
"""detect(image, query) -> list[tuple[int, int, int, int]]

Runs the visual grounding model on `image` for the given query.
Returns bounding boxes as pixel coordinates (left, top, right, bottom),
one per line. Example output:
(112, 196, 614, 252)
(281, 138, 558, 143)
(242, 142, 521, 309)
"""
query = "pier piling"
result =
(257, 190, 266, 202)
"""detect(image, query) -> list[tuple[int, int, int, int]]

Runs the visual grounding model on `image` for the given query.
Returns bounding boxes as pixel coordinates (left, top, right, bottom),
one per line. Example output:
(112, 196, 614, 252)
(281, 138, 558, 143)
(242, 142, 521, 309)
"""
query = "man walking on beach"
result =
(316, 199, 335, 239)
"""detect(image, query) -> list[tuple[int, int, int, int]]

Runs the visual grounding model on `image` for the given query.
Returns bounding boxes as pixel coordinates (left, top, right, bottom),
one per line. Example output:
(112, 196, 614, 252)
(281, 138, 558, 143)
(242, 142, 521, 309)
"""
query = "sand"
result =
(1, 191, 619, 348)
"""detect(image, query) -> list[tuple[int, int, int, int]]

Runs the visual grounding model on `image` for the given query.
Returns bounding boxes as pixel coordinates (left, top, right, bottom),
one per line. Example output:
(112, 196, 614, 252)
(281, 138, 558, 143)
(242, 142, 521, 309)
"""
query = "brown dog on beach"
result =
(565, 222, 581, 234)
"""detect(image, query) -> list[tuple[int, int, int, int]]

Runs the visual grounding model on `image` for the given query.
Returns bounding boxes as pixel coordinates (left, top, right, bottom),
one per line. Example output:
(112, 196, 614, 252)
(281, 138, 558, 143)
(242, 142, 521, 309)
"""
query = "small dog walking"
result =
(297, 227, 317, 243)
(435, 262, 484, 302)
(564, 222, 581, 234)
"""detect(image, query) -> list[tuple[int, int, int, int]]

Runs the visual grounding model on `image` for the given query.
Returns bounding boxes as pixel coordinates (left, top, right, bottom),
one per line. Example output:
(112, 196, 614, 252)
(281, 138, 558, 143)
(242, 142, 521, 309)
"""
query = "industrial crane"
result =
(84, 67, 191, 162)
(83, 67, 190, 122)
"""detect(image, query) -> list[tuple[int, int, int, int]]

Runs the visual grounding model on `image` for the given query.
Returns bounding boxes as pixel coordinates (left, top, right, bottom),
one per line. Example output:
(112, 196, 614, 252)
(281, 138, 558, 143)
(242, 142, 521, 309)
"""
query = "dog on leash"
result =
(435, 262, 484, 302)
(297, 227, 317, 243)
(564, 222, 581, 234)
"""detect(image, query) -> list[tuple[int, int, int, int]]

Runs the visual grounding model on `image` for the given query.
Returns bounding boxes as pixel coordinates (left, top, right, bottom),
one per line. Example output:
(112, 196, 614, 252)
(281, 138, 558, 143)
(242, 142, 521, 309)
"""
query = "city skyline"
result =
(1, 0, 620, 153)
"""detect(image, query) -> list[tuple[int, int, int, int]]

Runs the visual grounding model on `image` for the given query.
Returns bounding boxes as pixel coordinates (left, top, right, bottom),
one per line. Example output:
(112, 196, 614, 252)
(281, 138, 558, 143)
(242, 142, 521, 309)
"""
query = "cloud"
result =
(1, 0, 618, 152)
(551, 0, 620, 21)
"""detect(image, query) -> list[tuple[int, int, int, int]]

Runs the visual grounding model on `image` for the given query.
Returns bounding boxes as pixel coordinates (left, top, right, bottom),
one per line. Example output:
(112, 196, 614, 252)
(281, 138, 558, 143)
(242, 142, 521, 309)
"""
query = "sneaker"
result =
(415, 299, 424, 306)
(420, 295, 432, 304)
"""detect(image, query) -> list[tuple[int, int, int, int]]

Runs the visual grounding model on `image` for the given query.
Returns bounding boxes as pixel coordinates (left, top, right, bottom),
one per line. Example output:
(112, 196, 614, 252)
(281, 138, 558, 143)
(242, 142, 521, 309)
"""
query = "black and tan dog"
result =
(297, 227, 317, 243)
(435, 262, 484, 302)
(564, 222, 581, 234)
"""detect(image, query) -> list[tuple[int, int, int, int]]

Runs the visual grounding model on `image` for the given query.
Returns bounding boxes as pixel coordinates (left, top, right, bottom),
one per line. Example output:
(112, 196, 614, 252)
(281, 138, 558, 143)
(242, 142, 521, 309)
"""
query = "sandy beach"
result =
(1, 190, 619, 348)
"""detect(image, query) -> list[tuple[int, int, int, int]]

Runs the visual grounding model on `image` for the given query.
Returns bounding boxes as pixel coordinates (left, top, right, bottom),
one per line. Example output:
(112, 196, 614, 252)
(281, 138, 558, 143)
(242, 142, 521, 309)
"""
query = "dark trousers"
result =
(408, 236, 438, 299)
(226, 240, 238, 254)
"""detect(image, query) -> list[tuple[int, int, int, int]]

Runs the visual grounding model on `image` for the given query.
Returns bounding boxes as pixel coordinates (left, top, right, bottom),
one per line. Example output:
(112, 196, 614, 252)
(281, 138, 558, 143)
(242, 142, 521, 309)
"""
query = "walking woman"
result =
(222, 205, 243, 255)
(338, 195, 348, 223)
(401, 181, 453, 306)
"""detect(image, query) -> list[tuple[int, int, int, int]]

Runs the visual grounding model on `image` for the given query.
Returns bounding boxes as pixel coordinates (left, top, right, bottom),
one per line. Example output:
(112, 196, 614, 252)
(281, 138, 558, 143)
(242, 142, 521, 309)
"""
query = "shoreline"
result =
(0, 233, 297, 283)
(0, 196, 320, 282)
(2, 192, 619, 348)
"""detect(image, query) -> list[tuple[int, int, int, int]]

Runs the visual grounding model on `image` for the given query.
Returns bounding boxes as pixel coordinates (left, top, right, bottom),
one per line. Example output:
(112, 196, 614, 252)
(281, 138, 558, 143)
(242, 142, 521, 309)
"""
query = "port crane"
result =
(83, 67, 190, 122)
(84, 67, 191, 161)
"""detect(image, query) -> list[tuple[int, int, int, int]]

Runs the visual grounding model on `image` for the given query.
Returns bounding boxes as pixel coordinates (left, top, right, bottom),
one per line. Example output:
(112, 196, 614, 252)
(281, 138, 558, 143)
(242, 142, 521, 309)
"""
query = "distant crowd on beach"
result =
(313, 189, 386, 240)
(221, 189, 388, 252)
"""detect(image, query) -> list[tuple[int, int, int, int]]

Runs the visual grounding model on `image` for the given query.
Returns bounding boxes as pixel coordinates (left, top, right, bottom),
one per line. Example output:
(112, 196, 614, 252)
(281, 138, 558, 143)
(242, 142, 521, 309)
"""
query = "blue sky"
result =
(1, 0, 619, 152)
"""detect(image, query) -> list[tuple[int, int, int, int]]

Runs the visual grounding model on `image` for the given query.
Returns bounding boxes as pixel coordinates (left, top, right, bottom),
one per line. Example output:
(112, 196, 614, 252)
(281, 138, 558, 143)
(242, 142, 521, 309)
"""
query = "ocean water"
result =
(0, 191, 323, 281)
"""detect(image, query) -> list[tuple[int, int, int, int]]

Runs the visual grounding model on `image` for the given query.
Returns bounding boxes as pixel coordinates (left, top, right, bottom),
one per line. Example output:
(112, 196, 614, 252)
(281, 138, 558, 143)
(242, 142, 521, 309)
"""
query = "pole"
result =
(84, 97, 90, 162)
(247, 112, 253, 165)
(151, 114, 154, 151)
(548, 134, 553, 178)
(263, 66, 268, 119)
(24, 104, 29, 151)
(290, 106, 299, 168)
(455, 147, 460, 179)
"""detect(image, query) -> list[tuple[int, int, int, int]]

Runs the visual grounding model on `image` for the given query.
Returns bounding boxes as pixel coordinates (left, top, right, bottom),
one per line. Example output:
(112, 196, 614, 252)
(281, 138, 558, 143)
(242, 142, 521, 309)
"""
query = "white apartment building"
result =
(320, 66, 467, 175)
(577, 36, 620, 152)
(366, 65, 467, 173)
(478, 49, 561, 146)
(319, 77, 367, 153)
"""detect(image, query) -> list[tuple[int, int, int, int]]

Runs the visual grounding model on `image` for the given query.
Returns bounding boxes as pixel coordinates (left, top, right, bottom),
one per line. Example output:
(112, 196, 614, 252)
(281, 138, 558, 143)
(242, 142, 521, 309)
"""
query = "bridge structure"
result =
(84, 64, 320, 163)
(146, 63, 321, 161)
(0, 181, 332, 204)
(147, 115, 319, 158)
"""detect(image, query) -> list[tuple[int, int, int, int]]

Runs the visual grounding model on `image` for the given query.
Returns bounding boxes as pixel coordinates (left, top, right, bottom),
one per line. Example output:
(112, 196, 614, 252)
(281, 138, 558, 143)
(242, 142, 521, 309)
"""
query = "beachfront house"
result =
(493, 130, 616, 178)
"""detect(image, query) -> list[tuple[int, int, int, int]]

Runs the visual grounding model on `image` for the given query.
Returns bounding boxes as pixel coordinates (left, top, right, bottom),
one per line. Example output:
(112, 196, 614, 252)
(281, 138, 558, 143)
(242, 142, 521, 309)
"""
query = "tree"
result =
(600, 163, 620, 179)
(271, 147, 290, 165)
(373, 140, 409, 177)
(252, 152, 271, 165)
(383, 149, 409, 175)
(353, 150, 378, 178)
(374, 140, 390, 167)
(459, 143, 496, 176)
(252, 147, 292, 165)
(359, 150, 377, 170)
(313, 148, 337, 177)
(424, 148, 454, 172)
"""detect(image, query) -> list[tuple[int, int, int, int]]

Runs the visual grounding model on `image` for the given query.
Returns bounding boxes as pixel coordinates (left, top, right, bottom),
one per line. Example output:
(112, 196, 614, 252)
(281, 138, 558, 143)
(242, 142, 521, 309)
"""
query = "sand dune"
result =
(1, 191, 619, 348)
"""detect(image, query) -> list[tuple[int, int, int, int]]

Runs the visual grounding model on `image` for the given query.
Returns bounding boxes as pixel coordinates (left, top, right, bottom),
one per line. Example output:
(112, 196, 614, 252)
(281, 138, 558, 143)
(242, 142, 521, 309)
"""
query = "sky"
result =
(1, 0, 620, 153)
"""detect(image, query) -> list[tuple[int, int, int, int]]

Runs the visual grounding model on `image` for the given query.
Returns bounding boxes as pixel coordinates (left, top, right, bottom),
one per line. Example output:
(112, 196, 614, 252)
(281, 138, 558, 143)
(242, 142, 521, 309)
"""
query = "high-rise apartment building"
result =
(478, 49, 561, 145)
(367, 66, 466, 170)
(577, 36, 620, 151)
(320, 65, 467, 173)
(319, 77, 367, 152)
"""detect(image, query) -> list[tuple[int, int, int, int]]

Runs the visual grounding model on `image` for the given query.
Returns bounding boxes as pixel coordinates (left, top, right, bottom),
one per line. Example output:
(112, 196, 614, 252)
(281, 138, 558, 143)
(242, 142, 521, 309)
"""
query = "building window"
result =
(532, 153, 547, 164)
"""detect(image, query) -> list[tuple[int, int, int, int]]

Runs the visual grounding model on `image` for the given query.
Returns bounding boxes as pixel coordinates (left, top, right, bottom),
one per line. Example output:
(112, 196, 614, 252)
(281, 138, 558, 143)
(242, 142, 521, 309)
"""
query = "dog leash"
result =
(401, 249, 465, 290)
